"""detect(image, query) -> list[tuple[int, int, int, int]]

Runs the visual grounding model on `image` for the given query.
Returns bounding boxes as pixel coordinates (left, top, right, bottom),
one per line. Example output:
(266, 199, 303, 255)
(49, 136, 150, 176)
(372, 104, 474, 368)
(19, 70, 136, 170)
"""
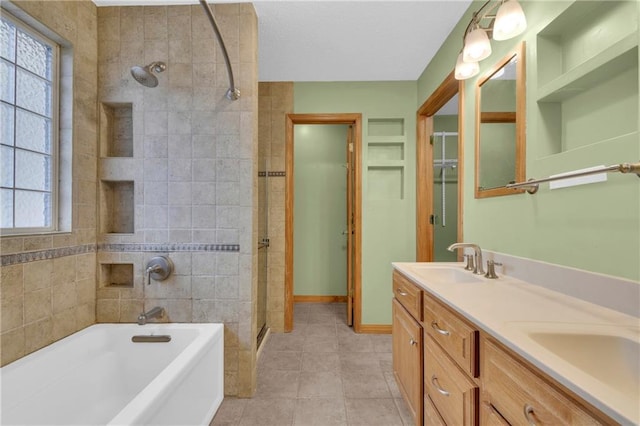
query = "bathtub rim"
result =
(1, 323, 225, 426)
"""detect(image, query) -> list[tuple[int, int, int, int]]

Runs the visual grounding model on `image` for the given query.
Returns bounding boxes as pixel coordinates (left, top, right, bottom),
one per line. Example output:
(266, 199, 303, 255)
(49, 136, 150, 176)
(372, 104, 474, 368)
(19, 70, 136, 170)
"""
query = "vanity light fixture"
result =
(455, 0, 527, 80)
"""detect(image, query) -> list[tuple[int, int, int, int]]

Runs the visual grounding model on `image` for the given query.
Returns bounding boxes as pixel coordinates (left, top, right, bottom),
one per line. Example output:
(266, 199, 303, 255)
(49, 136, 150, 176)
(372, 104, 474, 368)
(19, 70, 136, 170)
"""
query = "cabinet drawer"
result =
(480, 401, 510, 426)
(425, 335, 479, 426)
(482, 338, 605, 426)
(425, 395, 447, 426)
(393, 270, 422, 321)
(424, 293, 478, 377)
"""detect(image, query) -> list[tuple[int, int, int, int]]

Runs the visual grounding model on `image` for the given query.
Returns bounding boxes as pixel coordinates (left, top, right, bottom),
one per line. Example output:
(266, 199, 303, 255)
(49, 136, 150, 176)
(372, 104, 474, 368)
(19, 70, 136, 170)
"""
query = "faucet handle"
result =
(464, 254, 475, 271)
(484, 260, 502, 279)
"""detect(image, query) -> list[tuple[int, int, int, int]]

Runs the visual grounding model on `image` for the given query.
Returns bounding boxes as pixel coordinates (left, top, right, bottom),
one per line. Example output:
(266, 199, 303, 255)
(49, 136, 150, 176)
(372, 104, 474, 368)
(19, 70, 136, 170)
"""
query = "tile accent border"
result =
(98, 243, 240, 252)
(258, 171, 286, 177)
(1, 243, 240, 266)
(1, 244, 96, 267)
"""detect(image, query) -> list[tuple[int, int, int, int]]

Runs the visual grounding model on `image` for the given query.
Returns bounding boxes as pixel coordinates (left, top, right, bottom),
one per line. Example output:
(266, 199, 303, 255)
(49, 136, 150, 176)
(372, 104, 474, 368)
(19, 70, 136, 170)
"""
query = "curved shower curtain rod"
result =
(199, 0, 241, 101)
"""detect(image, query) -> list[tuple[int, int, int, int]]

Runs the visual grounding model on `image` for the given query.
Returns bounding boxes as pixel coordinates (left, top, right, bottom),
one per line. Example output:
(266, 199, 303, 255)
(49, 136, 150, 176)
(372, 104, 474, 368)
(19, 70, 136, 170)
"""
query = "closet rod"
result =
(506, 162, 640, 194)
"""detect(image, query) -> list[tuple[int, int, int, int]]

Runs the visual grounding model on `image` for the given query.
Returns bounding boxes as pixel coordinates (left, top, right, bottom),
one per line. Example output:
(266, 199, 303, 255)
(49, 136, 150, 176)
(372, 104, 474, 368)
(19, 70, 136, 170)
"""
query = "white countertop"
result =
(392, 262, 640, 425)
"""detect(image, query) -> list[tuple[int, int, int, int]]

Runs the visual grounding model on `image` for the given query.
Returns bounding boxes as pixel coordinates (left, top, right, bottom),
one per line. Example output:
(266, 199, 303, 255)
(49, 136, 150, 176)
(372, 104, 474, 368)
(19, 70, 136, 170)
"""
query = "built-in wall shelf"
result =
(368, 144, 404, 162)
(537, 34, 638, 102)
(368, 118, 404, 137)
(367, 136, 405, 144)
(536, 0, 637, 87)
(534, 0, 639, 157)
(366, 118, 406, 200)
(367, 160, 405, 168)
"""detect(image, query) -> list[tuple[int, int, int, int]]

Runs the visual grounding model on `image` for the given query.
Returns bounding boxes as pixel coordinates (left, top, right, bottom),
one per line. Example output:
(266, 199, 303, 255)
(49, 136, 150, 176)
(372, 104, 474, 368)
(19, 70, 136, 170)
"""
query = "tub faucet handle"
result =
(145, 256, 174, 285)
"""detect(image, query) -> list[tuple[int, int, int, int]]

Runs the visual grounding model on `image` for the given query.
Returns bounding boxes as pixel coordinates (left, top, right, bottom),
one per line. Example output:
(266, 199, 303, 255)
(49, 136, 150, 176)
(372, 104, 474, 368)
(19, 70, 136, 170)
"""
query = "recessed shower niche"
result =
(98, 102, 135, 235)
(100, 263, 134, 288)
(100, 180, 134, 234)
(99, 103, 133, 157)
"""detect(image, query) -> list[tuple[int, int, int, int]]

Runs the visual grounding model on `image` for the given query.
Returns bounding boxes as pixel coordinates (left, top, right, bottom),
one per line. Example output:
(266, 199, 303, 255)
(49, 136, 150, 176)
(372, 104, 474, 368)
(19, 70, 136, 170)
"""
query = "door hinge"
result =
(429, 135, 434, 145)
(429, 214, 437, 225)
(349, 142, 354, 152)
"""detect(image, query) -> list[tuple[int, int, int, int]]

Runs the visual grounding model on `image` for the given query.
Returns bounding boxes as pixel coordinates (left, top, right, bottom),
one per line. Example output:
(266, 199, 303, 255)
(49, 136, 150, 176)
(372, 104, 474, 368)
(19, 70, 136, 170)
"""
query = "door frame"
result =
(416, 71, 464, 261)
(285, 113, 363, 332)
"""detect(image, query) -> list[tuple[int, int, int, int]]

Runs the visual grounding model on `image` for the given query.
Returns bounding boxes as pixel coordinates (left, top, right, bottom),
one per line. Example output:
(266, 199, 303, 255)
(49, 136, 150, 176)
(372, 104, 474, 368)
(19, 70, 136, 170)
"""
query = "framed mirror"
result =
(475, 42, 526, 198)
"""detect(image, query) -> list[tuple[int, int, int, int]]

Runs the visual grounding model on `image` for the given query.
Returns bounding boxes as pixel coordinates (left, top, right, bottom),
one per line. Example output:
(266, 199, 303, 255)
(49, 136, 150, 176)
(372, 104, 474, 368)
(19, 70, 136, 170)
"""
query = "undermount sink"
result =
(407, 265, 483, 284)
(511, 322, 640, 397)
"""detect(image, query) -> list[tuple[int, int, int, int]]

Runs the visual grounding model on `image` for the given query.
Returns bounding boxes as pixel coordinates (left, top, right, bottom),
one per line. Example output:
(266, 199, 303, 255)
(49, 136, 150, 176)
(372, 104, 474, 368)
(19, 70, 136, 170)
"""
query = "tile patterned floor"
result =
(211, 303, 412, 426)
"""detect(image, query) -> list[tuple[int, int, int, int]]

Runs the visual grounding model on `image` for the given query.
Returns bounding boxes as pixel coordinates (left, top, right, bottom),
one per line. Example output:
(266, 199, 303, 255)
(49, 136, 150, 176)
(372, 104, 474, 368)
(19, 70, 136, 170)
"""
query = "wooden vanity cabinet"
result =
(392, 271, 423, 426)
(481, 337, 610, 426)
(422, 293, 479, 425)
(392, 270, 613, 426)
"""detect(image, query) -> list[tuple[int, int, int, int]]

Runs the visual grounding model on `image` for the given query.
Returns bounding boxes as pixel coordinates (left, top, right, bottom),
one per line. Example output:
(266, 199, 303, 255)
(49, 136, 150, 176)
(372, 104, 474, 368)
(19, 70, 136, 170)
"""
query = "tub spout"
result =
(137, 306, 165, 325)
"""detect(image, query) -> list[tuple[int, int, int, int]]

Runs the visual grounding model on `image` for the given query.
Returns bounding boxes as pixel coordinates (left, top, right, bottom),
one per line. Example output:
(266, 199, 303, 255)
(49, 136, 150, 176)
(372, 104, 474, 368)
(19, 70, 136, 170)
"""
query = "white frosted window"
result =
(0, 12, 58, 233)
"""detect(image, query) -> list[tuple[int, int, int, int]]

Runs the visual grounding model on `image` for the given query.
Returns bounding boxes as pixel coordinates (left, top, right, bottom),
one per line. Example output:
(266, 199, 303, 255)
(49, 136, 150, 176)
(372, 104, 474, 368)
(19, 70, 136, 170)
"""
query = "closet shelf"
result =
(537, 33, 638, 103)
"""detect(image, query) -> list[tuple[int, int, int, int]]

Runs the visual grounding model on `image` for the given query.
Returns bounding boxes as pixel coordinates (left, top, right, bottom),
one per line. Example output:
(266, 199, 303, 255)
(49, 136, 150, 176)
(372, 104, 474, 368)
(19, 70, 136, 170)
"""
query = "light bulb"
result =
(463, 28, 492, 62)
(455, 53, 479, 80)
(493, 0, 527, 41)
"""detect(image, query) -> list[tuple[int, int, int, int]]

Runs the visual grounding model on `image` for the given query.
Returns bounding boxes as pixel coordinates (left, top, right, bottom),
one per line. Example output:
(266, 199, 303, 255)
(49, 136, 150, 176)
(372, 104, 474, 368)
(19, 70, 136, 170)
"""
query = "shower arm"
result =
(199, 0, 241, 101)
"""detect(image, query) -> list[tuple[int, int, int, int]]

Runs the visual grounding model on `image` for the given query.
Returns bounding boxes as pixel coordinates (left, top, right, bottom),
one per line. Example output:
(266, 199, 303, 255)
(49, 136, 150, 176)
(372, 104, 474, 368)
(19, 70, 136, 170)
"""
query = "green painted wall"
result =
(293, 124, 349, 296)
(418, 0, 640, 282)
(294, 82, 418, 325)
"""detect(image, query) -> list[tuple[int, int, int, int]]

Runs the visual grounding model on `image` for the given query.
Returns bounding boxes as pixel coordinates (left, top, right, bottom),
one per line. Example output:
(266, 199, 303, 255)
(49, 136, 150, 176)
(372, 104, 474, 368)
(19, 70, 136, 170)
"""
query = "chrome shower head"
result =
(130, 62, 166, 88)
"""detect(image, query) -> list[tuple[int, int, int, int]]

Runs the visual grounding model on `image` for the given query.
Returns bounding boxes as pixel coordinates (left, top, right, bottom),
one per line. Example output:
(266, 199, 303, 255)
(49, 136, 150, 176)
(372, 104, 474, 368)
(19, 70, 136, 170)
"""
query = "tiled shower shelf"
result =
(100, 263, 134, 288)
(100, 180, 134, 234)
(100, 103, 133, 158)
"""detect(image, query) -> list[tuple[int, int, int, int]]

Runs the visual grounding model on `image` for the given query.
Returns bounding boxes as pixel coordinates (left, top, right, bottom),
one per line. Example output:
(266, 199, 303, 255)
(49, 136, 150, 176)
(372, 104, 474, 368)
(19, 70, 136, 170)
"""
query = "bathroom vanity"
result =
(392, 262, 638, 426)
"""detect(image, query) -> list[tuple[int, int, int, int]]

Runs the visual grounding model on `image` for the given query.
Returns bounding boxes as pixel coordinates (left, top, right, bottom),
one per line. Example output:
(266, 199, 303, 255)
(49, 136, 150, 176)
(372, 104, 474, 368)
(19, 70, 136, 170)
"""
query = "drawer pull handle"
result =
(523, 404, 537, 426)
(430, 375, 450, 396)
(409, 338, 418, 346)
(396, 289, 409, 296)
(431, 321, 451, 336)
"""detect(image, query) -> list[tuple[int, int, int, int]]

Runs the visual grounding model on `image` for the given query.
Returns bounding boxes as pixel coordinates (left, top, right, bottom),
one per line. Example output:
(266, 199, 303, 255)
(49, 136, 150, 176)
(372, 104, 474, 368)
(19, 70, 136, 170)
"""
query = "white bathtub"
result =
(1, 323, 224, 425)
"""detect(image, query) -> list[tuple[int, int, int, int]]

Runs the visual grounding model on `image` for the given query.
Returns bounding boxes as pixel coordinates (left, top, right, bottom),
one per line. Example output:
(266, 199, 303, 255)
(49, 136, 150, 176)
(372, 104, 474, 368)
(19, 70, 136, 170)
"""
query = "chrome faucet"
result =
(137, 306, 165, 325)
(447, 243, 485, 275)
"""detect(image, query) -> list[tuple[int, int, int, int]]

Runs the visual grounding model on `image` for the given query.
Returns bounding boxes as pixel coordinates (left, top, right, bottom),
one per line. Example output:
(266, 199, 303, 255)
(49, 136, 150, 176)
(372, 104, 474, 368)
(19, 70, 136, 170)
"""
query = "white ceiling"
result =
(92, 0, 472, 82)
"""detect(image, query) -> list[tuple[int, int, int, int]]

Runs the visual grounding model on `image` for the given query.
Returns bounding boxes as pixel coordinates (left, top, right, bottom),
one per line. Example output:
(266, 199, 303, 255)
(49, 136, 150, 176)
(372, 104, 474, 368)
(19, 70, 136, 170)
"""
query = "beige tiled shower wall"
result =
(0, 1, 99, 367)
(96, 4, 258, 396)
(258, 82, 293, 333)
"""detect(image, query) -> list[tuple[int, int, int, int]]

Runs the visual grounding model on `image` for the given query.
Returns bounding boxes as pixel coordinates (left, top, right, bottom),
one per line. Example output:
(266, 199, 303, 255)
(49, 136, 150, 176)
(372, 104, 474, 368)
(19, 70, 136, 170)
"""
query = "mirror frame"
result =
(474, 42, 526, 198)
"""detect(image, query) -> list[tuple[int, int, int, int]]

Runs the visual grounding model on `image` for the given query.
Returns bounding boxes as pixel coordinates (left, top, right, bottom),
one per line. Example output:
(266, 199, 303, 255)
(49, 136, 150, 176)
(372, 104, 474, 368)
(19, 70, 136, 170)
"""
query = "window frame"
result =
(1, 10, 61, 235)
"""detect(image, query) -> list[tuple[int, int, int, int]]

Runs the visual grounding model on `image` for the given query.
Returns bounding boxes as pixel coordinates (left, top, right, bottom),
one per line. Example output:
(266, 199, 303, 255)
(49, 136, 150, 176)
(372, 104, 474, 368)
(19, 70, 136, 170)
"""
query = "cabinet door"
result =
(392, 299, 423, 426)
